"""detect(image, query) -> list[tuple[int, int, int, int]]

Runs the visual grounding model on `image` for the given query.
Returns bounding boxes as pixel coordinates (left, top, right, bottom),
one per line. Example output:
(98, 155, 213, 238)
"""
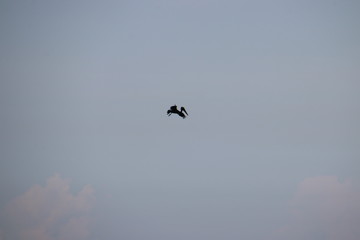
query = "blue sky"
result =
(1, 1, 360, 240)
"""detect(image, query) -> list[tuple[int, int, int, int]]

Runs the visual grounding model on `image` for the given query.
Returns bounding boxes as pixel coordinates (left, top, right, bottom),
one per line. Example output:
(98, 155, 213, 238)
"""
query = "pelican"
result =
(167, 105, 188, 119)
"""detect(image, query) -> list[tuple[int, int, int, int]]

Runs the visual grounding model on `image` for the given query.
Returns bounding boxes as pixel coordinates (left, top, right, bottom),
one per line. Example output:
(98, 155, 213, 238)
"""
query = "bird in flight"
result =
(167, 105, 188, 119)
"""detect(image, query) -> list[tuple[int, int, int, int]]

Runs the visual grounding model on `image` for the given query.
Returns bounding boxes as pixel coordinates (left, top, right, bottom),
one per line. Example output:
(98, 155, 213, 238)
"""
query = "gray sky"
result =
(1, 0, 360, 239)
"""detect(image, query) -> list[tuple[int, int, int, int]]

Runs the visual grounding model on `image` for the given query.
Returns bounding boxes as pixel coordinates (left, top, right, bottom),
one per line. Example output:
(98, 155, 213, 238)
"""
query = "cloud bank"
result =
(1, 174, 95, 240)
(275, 176, 360, 240)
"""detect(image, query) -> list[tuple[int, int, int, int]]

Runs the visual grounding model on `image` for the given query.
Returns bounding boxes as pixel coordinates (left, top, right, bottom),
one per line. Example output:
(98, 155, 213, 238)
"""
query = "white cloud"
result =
(274, 176, 360, 240)
(1, 174, 95, 240)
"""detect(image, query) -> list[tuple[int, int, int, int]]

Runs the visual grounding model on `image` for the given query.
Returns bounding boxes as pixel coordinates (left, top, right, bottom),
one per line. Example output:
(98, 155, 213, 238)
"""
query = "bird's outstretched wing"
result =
(181, 107, 188, 115)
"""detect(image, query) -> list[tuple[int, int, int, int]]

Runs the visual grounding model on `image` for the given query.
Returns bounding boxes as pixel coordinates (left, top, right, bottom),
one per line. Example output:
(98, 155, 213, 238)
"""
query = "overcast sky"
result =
(1, 1, 360, 240)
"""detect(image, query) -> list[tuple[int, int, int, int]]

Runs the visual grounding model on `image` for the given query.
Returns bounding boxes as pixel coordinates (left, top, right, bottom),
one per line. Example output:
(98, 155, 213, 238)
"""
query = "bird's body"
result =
(167, 105, 188, 119)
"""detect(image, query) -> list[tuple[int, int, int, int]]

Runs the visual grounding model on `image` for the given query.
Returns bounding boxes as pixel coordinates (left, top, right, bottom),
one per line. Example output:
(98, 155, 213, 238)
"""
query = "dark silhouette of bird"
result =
(167, 105, 188, 119)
